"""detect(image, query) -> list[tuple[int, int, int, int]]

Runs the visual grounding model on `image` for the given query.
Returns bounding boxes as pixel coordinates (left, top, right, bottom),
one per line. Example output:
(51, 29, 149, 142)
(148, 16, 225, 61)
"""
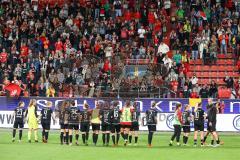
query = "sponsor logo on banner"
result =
(0, 97, 240, 113)
(233, 115, 240, 131)
(166, 114, 174, 130)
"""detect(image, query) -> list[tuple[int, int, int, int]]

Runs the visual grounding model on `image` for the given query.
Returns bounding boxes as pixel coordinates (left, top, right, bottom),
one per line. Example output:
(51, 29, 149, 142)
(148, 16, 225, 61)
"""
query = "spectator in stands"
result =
(209, 41, 217, 64)
(183, 85, 190, 98)
(199, 84, 209, 98)
(223, 76, 234, 88)
(158, 42, 170, 55)
(219, 31, 229, 55)
(190, 74, 198, 87)
(209, 80, 218, 98)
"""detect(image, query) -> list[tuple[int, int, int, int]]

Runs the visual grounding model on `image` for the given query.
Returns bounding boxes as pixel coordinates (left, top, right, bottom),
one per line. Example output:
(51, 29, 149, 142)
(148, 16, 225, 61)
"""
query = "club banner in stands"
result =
(0, 97, 240, 113)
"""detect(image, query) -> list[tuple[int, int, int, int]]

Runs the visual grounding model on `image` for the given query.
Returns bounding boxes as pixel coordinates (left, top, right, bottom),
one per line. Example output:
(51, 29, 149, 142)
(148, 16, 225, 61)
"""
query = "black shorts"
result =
(13, 121, 24, 129)
(194, 123, 204, 131)
(68, 124, 79, 130)
(111, 124, 121, 133)
(101, 124, 111, 132)
(207, 122, 216, 132)
(41, 121, 51, 130)
(130, 122, 139, 131)
(182, 126, 191, 133)
(60, 124, 69, 129)
(147, 125, 156, 132)
(80, 123, 90, 132)
(92, 123, 100, 131)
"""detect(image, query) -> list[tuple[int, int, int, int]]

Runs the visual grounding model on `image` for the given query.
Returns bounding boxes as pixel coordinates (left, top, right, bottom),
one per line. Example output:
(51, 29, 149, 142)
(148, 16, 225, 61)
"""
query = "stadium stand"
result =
(0, 0, 239, 99)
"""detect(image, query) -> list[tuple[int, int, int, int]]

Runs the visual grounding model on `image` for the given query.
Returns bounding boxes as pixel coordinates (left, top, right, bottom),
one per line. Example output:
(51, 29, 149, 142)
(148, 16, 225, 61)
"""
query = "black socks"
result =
(148, 132, 153, 145)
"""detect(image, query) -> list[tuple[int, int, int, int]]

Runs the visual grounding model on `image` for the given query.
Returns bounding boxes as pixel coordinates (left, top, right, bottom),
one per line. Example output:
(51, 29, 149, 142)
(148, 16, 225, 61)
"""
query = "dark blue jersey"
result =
(80, 109, 91, 123)
(14, 107, 25, 122)
(146, 108, 158, 125)
(67, 106, 80, 124)
(100, 109, 111, 125)
(41, 107, 53, 123)
(111, 107, 121, 124)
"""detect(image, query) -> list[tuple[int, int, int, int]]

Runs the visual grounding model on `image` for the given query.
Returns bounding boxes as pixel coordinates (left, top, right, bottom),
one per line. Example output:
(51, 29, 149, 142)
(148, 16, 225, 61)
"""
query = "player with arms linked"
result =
(182, 104, 192, 146)
(12, 101, 25, 142)
(129, 102, 140, 146)
(120, 100, 133, 146)
(100, 102, 112, 146)
(80, 103, 92, 146)
(25, 99, 39, 143)
(39, 101, 55, 143)
(55, 101, 69, 145)
(67, 100, 80, 146)
(110, 101, 121, 146)
(146, 102, 158, 147)
(169, 103, 183, 146)
(91, 102, 101, 146)
(193, 102, 206, 147)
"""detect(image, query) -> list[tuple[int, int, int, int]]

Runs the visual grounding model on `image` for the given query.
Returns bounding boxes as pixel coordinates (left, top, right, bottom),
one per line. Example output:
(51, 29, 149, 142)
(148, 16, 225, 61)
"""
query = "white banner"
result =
(0, 111, 240, 131)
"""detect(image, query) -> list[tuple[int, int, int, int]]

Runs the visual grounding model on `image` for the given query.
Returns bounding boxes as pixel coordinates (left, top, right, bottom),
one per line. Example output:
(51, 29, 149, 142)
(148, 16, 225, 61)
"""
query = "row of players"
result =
(12, 99, 222, 147)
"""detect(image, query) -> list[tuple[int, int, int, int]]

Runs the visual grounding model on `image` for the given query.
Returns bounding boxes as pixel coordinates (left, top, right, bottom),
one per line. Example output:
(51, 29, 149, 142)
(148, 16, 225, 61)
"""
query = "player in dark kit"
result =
(193, 102, 206, 147)
(39, 101, 55, 143)
(12, 101, 25, 142)
(100, 102, 112, 146)
(129, 102, 140, 146)
(203, 98, 221, 147)
(80, 103, 92, 146)
(67, 100, 80, 146)
(146, 102, 158, 147)
(182, 104, 192, 145)
(55, 100, 69, 145)
(110, 101, 121, 146)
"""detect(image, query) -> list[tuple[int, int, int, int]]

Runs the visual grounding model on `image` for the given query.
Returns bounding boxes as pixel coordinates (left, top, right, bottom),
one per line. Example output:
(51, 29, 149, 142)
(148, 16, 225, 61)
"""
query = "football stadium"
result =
(0, 0, 240, 160)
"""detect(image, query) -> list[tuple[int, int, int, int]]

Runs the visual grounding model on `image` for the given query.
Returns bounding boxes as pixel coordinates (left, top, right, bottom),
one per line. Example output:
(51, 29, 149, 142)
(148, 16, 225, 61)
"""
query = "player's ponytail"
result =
(175, 103, 182, 111)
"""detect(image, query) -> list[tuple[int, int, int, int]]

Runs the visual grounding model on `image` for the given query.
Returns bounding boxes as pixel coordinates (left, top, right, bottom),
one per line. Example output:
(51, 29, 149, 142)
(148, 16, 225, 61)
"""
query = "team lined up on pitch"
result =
(12, 99, 223, 147)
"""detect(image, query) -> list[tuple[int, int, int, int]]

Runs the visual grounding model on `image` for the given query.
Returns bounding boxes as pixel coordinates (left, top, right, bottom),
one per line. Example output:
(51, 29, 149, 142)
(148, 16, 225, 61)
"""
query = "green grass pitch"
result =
(0, 129, 240, 160)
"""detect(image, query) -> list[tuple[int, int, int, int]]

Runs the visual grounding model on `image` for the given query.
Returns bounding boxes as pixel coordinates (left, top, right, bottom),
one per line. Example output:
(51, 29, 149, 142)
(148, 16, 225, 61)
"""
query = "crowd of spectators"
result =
(0, 0, 239, 99)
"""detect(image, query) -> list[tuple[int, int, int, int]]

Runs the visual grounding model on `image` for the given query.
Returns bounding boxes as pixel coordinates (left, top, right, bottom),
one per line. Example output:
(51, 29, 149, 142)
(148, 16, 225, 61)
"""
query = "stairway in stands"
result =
(186, 54, 238, 86)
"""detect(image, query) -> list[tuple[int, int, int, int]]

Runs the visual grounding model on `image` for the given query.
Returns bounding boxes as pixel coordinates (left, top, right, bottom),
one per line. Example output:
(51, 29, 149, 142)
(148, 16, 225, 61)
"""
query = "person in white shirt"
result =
(191, 74, 198, 86)
(163, 54, 172, 69)
(138, 25, 146, 46)
(158, 42, 169, 55)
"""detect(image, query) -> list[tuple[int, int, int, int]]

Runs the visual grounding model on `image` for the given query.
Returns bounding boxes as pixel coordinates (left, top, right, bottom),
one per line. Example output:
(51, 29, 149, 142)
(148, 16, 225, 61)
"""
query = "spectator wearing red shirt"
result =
(134, 10, 141, 22)
(148, 11, 155, 29)
(55, 39, 63, 52)
(124, 10, 132, 21)
(0, 49, 8, 63)
(20, 44, 29, 59)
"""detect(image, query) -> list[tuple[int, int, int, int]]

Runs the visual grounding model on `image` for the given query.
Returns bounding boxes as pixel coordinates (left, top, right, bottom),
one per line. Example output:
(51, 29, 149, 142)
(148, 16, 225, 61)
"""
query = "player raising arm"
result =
(146, 102, 158, 147)
(39, 101, 55, 143)
(25, 99, 39, 143)
(110, 101, 121, 146)
(193, 102, 206, 147)
(80, 103, 92, 146)
(12, 101, 25, 142)
(169, 103, 183, 146)
(91, 102, 101, 146)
